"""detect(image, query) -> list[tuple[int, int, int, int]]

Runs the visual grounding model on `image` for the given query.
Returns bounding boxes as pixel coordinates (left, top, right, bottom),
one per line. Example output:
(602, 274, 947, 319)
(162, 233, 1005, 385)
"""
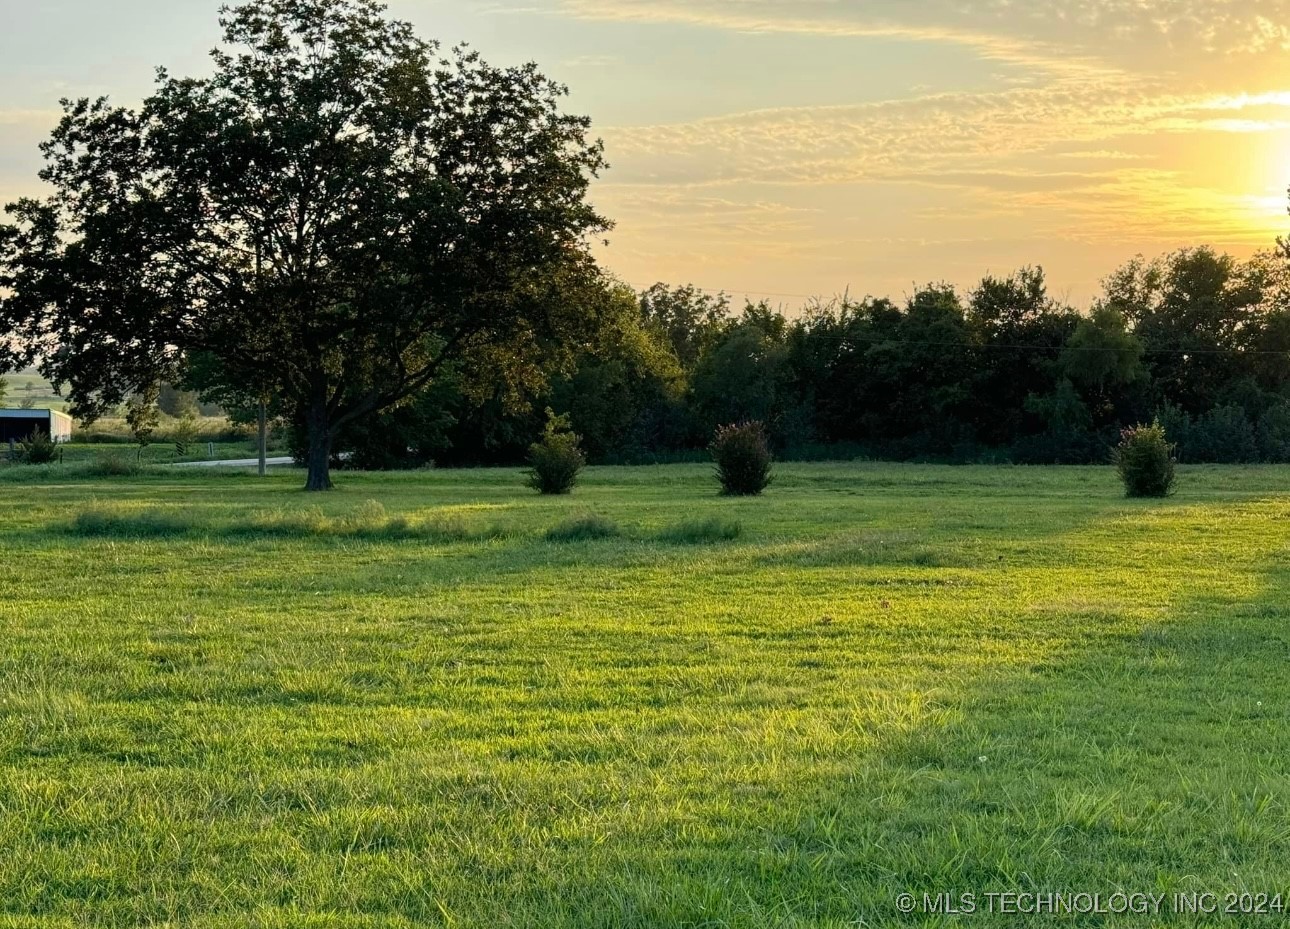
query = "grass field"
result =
(1, 370, 67, 412)
(0, 462, 1288, 927)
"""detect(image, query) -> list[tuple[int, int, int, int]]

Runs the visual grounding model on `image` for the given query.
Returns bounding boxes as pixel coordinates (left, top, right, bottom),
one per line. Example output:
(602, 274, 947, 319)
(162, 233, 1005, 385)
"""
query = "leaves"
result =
(1, 0, 609, 488)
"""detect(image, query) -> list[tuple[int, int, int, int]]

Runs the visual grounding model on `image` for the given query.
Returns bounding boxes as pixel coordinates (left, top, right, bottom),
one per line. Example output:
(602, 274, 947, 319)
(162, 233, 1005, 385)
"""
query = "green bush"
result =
(1114, 421, 1176, 498)
(172, 408, 199, 457)
(710, 421, 773, 496)
(17, 430, 59, 465)
(1188, 404, 1258, 463)
(1258, 401, 1290, 463)
(1155, 403, 1191, 461)
(526, 410, 585, 495)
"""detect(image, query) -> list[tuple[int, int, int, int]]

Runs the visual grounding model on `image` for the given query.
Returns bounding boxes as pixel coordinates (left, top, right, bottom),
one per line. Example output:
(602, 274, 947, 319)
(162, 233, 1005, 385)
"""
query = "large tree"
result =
(0, 0, 609, 489)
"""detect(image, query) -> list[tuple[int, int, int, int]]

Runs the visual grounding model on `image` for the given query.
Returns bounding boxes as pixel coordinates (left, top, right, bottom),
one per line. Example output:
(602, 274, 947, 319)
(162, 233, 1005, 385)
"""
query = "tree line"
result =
(330, 249, 1290, 469)
(2, 0, 1289, 488)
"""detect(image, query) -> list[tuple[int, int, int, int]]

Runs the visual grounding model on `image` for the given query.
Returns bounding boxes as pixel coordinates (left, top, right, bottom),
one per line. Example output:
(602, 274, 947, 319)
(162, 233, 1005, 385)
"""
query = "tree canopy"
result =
(0, 0, 609, 489)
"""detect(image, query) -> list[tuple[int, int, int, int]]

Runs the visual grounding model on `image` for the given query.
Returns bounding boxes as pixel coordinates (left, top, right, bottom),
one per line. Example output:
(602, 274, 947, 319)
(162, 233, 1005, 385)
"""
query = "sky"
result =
(4, 1, 1290, 307)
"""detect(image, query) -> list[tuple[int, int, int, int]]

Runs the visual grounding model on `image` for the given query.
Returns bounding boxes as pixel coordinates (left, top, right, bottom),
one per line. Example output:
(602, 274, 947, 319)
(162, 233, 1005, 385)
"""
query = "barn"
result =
(0, 408, 74, 444)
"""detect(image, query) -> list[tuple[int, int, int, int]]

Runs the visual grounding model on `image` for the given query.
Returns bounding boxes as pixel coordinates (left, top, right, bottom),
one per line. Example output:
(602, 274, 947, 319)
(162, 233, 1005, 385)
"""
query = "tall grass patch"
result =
(544, 514, 622, 543)
(236, 501, 509, 542)
(655, 517, 743, 544)
(70, 504, 195, 538)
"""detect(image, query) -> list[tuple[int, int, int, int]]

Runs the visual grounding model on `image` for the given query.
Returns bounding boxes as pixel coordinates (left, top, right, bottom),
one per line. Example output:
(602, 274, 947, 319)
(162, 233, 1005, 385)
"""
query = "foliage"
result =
(691, 306, 791, 437)
(710, 421, 773, 496)
(967, 267, 1078, 444)
(1114, 421, 1177, 498)
(1060, 304, 1144, 402)
(157, 384, 209, 418)
(1187, 404, 1260, 464)
(1105, 248, 1262, 414)
(1258, 401, 1290, 463)
(125, 387, 161, 459)
(1015, 380, 1106, 464)
(638, 283, 730, 369)
(172, 406, 199, 457)
(16, 428, 59, 464)
(526, 410, 586, 495)
(0, 0, 609, 492)
(551, 284, 686, 461)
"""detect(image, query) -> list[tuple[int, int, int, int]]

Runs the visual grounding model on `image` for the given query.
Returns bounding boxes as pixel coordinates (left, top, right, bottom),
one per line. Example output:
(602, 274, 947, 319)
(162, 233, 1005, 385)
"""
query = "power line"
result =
(782, 331, 1290, 357)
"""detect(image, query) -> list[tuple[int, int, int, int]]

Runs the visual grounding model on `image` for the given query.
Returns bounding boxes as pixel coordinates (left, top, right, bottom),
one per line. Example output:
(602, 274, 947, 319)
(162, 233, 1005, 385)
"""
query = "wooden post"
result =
(257, 399, 268, 477)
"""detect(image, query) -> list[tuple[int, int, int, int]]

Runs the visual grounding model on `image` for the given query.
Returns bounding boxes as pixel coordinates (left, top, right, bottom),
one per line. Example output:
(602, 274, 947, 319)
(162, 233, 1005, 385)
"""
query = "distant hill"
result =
(1, 370, 69, 412)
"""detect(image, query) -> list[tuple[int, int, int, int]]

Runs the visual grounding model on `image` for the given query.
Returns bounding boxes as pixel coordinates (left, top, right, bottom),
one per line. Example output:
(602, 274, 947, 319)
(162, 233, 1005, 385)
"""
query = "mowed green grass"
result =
(0, 462, 1288, 928)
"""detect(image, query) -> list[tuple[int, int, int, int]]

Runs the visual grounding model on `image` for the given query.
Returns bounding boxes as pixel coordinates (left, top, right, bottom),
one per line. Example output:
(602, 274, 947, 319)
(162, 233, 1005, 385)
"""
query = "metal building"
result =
(0, 408, 74, 444)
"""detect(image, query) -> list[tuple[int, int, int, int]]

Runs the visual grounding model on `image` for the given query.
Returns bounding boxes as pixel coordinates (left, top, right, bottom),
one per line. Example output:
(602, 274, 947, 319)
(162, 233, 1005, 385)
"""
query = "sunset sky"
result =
(4, 0, 1290, 305)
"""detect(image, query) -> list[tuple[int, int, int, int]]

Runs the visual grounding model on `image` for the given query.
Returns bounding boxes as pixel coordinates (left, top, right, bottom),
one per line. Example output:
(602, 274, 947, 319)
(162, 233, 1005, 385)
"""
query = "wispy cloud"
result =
(558, 0, 1290, 75)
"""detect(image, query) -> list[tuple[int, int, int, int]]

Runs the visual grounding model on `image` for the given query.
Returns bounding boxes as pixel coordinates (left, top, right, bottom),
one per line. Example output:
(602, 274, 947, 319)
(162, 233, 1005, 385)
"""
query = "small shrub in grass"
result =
(657, 517, 742, 544)
(526, 410, 585, 495)
(18, 430, 59, 465)
(710, 421, 773, 496)
(1114, 421, 1176, 498)
(545, 514, 621, 543)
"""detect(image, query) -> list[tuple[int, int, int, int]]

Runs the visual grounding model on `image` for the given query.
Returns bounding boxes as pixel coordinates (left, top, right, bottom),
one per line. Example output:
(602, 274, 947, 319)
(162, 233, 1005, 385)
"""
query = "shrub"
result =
(710, 421, 773, 496)
(1155, 403, 1191, 461)
(1188, 404, 1258, 463)
(172, 408, 199, 457)
(544, 514, 621, 543)
(17, 429, 59, 465)
(526, 410, 585, 495)
(1258, 401, 1290, 463)
(1114, 421, 1176, 498)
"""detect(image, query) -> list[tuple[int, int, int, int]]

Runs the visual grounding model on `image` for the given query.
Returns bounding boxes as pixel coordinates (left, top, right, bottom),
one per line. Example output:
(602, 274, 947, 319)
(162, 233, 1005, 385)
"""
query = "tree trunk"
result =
(304, 397, 333, 491)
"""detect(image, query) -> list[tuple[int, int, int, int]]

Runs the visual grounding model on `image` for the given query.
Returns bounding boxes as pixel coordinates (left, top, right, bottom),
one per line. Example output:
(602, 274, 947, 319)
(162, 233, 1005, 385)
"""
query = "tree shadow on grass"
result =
(2, 492, 1289, 926)
(372, 498, 1290, 928)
